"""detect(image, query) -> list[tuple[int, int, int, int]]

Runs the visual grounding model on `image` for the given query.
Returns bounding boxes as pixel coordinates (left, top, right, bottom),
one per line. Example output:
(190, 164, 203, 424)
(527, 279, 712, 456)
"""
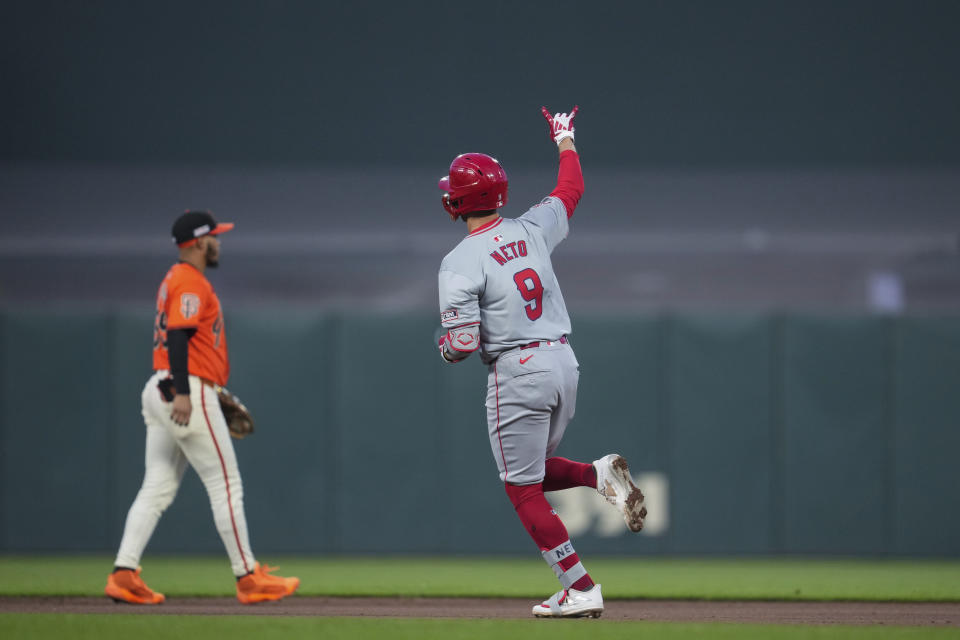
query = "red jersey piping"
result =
(467, 217, 503, 237)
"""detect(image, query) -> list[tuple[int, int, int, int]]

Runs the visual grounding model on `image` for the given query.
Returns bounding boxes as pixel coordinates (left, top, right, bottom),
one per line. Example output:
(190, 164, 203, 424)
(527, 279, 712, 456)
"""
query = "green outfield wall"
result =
(1, 311, 958, 556)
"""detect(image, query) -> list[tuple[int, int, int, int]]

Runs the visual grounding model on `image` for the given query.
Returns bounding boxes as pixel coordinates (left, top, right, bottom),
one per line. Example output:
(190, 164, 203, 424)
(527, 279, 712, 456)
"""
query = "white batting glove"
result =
(541, 105, 579, 145)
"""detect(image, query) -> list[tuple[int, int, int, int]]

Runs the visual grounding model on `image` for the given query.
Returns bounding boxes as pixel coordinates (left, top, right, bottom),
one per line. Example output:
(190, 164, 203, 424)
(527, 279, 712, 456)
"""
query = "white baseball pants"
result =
(114, 371, 256, 577)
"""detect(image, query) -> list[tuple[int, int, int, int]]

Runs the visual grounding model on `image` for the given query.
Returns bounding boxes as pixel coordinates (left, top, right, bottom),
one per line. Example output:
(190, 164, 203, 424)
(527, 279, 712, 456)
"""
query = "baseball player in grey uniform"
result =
(436, 107, 647, 618)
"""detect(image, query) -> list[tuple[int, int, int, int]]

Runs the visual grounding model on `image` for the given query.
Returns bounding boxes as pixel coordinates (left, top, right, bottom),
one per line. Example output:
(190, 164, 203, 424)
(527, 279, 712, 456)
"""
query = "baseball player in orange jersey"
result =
(436, 108, 647, 618)
(105, 211, 299, 605)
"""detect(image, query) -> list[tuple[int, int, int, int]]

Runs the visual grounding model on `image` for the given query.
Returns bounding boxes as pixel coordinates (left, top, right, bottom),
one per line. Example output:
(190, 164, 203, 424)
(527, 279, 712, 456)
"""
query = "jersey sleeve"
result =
(165, 271, 207, 330)
(438, 268, 481, 330)
(518, 196, 570, 253)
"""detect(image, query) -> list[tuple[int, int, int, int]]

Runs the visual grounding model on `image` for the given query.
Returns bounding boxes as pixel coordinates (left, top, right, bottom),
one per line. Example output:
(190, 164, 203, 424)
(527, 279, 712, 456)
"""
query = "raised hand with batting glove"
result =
(541, 105, 579, 146)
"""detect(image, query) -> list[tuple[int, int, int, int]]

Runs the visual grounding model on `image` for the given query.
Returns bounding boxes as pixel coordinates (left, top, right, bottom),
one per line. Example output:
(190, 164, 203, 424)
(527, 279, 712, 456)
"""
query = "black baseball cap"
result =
(171, 210, 235, 246)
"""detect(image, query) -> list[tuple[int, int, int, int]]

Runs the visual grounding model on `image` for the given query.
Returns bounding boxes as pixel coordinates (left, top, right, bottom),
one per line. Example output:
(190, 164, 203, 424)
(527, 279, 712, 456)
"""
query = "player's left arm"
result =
(438, 323, 480, 363)
(438, 268, 481, 363)
(541, 106, 584, 218)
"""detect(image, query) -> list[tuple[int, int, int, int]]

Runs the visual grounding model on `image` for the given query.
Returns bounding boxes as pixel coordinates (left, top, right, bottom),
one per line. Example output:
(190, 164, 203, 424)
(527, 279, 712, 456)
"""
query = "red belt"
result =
(520, 335, 568, 350)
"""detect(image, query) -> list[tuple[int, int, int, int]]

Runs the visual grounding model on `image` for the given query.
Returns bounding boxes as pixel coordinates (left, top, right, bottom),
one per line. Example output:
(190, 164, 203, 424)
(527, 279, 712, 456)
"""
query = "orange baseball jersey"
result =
(152, 262, 229, 385)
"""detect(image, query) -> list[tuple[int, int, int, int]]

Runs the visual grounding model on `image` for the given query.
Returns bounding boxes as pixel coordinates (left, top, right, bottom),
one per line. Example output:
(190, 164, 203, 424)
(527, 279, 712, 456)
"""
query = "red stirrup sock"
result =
(542, 457, 598, 492)
(504, 482, 595, 592)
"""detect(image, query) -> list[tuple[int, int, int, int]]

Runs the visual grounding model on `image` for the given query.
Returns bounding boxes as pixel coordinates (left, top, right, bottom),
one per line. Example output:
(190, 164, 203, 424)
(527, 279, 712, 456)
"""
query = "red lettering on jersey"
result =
(490, 242, 527, 267)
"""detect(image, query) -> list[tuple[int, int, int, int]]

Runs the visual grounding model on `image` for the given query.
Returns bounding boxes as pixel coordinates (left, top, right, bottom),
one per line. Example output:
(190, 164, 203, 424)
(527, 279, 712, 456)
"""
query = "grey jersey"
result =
(439, 196, 571, 363)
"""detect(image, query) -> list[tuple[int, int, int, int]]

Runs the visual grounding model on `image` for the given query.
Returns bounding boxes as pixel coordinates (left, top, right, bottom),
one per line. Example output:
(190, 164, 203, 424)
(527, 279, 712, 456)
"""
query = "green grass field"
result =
(2, 555, 959, 640)
(2, 555, 959, 601)
(2, 615, 959, 640)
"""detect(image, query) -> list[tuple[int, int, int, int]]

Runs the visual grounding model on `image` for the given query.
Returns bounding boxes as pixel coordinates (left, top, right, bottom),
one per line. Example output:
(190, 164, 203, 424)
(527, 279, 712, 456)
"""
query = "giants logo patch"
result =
(440, 309, 459, 323)
(180, 293, 200, 319)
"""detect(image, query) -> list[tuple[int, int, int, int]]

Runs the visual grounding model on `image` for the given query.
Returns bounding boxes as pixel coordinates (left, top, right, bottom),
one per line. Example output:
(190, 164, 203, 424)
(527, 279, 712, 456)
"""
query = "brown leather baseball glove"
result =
(215, 385, 255, 439)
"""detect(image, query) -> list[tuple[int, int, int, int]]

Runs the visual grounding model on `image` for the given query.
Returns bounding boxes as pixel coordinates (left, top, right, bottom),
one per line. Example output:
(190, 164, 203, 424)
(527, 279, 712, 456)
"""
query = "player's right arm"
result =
(437, 266, 482, 363)
(166, 328, 195, 425)
(541, 106, 584, 218)
(516, 107, 585, 254)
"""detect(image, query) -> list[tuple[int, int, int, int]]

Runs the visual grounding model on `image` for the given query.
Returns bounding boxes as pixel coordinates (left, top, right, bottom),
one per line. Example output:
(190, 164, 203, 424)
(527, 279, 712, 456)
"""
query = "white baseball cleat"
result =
(532, 584, 603, 618)
(594, 453, 647, 532)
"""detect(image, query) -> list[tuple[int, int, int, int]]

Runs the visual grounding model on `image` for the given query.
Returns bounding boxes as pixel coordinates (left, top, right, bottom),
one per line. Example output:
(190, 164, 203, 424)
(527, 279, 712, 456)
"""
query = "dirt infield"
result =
(1, 597, 958, 626)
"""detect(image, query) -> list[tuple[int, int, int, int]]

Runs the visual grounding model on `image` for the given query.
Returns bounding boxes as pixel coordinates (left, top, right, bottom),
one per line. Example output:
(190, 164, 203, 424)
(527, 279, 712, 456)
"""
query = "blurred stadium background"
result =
(1, 1, 958, 559)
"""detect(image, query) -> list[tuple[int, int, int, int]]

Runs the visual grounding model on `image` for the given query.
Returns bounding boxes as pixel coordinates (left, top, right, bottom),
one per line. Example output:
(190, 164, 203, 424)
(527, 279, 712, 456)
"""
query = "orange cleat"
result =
(105, 567, 165, 604)
(236, 562, 300, 604)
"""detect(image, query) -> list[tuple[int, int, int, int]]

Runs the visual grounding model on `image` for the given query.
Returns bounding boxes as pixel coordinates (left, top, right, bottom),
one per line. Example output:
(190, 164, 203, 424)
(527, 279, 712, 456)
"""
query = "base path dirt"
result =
(1, 597, 958, 626)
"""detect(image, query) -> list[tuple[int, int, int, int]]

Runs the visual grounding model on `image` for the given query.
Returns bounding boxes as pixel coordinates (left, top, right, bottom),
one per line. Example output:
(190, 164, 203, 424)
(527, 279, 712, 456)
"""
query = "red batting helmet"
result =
(438, 153, 508, 220)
